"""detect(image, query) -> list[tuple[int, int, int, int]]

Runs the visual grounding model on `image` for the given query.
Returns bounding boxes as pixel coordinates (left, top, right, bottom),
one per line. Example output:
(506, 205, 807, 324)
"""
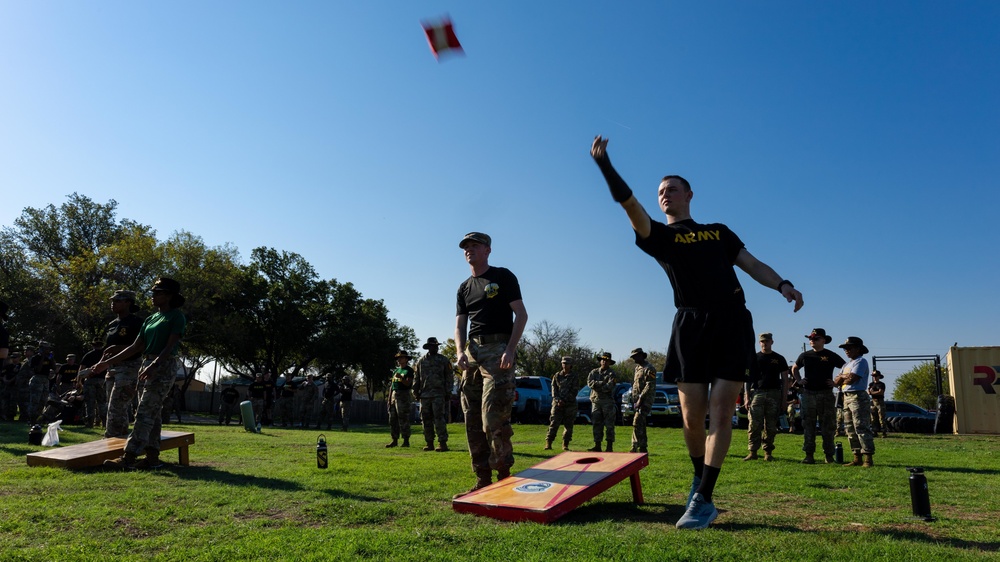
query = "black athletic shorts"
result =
(662, 305, 756, 384)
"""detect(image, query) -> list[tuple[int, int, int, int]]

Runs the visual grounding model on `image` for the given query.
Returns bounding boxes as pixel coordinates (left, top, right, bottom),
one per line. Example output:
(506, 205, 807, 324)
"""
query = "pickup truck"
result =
(512, 376, 553, 424)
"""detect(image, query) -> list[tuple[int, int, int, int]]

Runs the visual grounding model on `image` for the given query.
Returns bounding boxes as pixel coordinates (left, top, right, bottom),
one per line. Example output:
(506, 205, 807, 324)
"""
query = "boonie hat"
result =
(629, 347, 647, 360)
(838, 336, 869, 355)
(394, 350, 412, 360)
(422, 337, 441, 349)
(872, 370, 883, 379)
(598, 352, 616, 365)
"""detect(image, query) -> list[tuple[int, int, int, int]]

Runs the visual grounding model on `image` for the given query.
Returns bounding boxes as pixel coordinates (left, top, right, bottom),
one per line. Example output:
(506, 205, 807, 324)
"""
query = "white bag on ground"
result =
(42, 420, 62, 446)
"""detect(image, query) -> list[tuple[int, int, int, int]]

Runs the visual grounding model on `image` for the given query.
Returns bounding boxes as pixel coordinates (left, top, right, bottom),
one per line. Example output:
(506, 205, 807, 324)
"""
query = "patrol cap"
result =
(10, 351, 21, 359)
(24, 344, 36, 352)
(759, 333, 773, 342)
(459, 232, 491, 249)
(629, 347, 647, 360)
(66, 354, 76, 359)
(38, 340, 52, 348)
(560, 356, 573, 364)
(110, 290, 137, 302)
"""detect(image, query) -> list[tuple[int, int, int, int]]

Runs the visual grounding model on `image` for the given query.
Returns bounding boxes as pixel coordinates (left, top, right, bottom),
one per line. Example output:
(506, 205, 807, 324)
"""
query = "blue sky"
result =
(2, 2, 998, 393)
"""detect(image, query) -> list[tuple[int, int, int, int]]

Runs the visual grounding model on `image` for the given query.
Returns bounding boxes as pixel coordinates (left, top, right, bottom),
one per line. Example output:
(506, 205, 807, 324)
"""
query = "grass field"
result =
(1, 420, 997, 561)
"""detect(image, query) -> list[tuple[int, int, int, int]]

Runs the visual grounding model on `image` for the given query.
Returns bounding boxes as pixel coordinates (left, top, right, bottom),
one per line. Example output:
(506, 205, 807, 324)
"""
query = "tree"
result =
(894, 362, 950, 410)
(516, 320, 597, 378)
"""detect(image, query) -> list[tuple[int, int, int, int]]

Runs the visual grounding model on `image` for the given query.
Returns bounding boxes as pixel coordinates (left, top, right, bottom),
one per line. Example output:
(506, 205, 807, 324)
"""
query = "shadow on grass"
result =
(0, 444, 37, 457)
(874, 462, 1000, 477)
(876, 529, 1000, 552)
(556, 500, 687, 525)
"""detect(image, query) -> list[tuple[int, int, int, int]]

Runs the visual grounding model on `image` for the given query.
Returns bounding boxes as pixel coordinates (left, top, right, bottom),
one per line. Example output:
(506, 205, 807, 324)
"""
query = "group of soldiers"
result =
(385, 337, 453, 451)
(744, 328, 880, 468)
(228, 371, 356, 431)
(0, 339, 134, 430)
(544, 348, 658, 455)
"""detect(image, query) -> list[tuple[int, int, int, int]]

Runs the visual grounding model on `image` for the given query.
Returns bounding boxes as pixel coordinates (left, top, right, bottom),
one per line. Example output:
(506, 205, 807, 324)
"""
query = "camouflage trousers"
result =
(591, 400, 616, 445)
(631, 405, 651, 449)
(871, 400, 887, 433)
(275, 396, 295, 426)
(800, 389, 836, 457)
(124, 357, 178, 456)
(28, 376, 48, 422)
(82, 378, 106, 427)
(250, 398, 265, 424)
(299, 399, 316, 428)
(461, 340, 515, 473)
(317, 398, 337, 429)
(843, 392, 875, 454)
(420, 396, 449, 445)
(17, 389, 31, 421)
(339, 400, 352, 430)
(747, 389, 782, 453)
(105, 359, 141, 438)
(0, 383, 16, 420)
(546, 401, 577, 445)
(388, 393, 412, 440)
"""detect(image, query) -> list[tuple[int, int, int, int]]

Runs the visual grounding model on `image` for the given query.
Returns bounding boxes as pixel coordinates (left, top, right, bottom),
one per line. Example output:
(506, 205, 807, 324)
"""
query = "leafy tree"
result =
(893, 362, 949, 410)
(516, 320, 598, 378)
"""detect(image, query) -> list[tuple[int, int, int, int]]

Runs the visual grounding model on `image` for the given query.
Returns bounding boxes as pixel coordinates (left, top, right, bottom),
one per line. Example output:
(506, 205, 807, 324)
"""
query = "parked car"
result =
(621, 384, 683, 427)
(512, 376, 552, 424)
(575, 383, 632, 425)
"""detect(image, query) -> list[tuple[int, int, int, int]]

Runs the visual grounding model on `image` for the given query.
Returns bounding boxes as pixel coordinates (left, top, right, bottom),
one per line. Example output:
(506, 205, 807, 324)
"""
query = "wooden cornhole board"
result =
(26, 430, 195, 469)
(452, 451, 648, 523)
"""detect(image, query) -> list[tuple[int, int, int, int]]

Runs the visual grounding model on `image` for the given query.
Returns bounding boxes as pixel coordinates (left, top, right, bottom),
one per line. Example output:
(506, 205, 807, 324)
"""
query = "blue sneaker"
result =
(676, 492, 718, 530)
(687, 476, 702, 505)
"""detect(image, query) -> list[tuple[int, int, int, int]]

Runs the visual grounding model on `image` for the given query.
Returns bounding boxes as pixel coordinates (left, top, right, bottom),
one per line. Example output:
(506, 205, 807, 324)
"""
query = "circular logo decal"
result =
(514, 481, 553, 494)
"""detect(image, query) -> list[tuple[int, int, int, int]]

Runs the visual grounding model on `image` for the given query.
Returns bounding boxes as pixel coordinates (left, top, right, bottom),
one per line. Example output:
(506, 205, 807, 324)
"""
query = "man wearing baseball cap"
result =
(453, 232, 528, 497)
(744, 333, 790, 461)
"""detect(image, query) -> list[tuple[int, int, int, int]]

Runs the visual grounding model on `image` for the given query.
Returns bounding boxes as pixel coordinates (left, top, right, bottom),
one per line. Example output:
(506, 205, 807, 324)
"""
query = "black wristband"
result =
(776, 280, 793, 293)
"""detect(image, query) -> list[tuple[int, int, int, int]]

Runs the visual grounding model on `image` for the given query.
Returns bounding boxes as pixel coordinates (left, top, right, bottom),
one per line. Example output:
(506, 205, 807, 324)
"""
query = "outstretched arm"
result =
(734, 248, 804, 312)
(591, 136, 652, 238)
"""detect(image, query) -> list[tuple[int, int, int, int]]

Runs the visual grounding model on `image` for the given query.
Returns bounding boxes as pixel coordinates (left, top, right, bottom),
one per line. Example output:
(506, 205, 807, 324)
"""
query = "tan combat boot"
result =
(743, 451, 759, 461)
(562, 441, 570, 451)
(844, 452, 863, 467)
(764, 452, 774, 461)
(453, 470, 492, 499)
(543, 440, 553, 450)
(605, 442, 614, 452)
(801, 453, 815, 464)
(862, 453, 874, 467)
(384, 439, 398, 448)
(104, 451, 138, 470)
(423, 442, 434, 451)
(435, 443, 449, 452)
(587, 442, 602, 452)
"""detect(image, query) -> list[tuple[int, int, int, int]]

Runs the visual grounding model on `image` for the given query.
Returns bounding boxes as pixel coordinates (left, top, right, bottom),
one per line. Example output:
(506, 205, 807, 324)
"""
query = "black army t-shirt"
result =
(753, 351, 789, 391)
(456, 266, 522, 338)
(636, 219, 746, 309)
(106, 314, 143, 347)
(795, 349, 846, 391)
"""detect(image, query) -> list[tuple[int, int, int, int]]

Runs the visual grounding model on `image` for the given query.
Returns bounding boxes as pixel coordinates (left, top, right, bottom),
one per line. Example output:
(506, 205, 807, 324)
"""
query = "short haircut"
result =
(661, 175, 691, 192)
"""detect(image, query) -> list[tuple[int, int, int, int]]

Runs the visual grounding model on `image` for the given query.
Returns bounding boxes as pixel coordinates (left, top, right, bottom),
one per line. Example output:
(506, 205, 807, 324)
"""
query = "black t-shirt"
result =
(323, 381, 341, 400)
(79, 347, 105, 368)
(106, 314, 143, 347)
(58, 363, 80, 384)
(280, 382, 296, 398)
(221, 387, 240, 404)
(868, 380, 886, 401)
(795, 349, 846, 391)
(456, 266, 523, 338)
(636, 219, 746, 309)
(753, 351, 789, 391)
(248, 381, 267, 399)
(338, 381, 353, 401)
(30, 354, 56, 377)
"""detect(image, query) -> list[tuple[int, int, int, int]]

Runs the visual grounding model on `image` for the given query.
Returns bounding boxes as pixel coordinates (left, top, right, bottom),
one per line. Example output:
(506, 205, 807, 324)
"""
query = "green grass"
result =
(1, 421, 997, 561)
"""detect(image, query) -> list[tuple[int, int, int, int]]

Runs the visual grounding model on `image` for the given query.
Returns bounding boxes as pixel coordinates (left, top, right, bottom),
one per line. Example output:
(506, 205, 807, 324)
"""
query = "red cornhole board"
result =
(452, 452, 648, 523)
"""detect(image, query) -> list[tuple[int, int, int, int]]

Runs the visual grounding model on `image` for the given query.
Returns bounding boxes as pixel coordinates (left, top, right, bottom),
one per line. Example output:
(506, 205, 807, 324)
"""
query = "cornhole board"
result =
(452, 452, 648, 523)
(26, 430, 195, 469)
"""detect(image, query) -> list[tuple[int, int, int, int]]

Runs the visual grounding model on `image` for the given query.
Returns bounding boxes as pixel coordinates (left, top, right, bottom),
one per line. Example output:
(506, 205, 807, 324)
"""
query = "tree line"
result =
(0, 193, 416, 397)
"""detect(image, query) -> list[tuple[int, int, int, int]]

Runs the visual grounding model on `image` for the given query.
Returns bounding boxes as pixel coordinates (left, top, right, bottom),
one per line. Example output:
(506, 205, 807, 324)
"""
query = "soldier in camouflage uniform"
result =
(386, 350, 414, 448)
(629, 348, 657, 453)
(1, 352, 21, 421)
(454, 232, 528, 498)
(16, 346, 36, 421)
(588, 352, 619, 452)
(27, 341, 56, 423)
(413, 337, 452, 452)
(545, 356, 580, 451)
(868, 370, 887, 438)
(297, 375, 317, 428)
(316, 374, 339, 429)
(744, 333, 789, 461)
(338, 375, 354, 431)
(101, 290, 144, 438)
